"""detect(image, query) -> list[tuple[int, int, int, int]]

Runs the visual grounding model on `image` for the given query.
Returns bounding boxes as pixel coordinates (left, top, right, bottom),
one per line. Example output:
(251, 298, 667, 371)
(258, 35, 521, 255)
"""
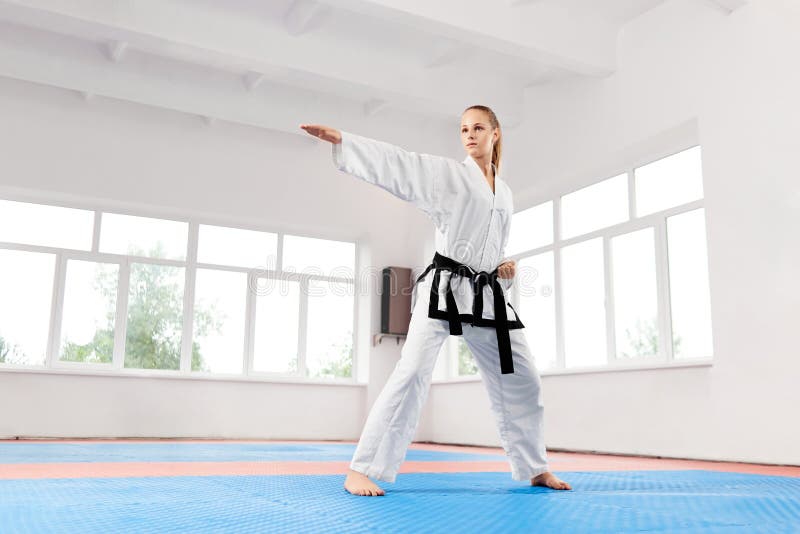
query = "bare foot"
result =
(531, 471, 572, 490)
(344, 468, 385, 496)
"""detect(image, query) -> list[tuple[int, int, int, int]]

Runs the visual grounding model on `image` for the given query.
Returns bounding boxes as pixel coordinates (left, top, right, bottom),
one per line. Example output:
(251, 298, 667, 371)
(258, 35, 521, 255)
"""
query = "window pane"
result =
(305, 279, 354, 378)
(0, 199, 93, 250)
(561, 174, 628, 239)
(506, 201, 553, 256)
(282, 235, 355, 278)
(198, 224, 278, 269)
(635, 146, 703, 217)
(517, 251, 557, 371)
(192, 269, 247, 374)
(562, 238, 607, 367)
(610, 228, 659, 359)
(253, 278, 300, 373)
(432, 336, 455, 381)
(667, 209, 713, 359)
(124, 263, 185, 370)
(59, 260, 119, 364)
(0, 249, 54, 366)
(457, 337, 477, 376)
(100, 213, 188, 260)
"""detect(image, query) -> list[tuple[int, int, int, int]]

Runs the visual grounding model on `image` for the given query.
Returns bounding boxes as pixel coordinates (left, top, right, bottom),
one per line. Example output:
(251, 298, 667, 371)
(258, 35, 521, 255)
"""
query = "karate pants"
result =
(349, 279, 550, 483)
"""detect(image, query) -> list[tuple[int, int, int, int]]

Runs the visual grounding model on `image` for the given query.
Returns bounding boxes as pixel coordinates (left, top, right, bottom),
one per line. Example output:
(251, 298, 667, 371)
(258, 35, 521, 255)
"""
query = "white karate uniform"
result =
(332, 131, 549, 483)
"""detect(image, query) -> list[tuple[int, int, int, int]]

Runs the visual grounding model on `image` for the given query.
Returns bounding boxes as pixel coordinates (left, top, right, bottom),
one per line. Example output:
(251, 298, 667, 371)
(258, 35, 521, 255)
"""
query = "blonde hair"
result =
(463, 104, 502, 175)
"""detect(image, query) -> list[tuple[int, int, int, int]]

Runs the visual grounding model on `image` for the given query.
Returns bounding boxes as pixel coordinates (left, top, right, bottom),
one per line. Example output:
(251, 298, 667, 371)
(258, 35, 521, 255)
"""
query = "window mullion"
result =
(553, 197, 565, 370)
(603, 235, 617, 365)
(351, 243, 360, 382)
(92, 211, 102, 253)
(243, 273, 257, 377)
(113, 259, 130, 370)
(276, 233, 284, 272)
(628, 170, 636, 220)
(46, 253, 67, 368)
(298, 277, 309, 377)
(180, 222, 199, 373)
(654, 217, 674, 362)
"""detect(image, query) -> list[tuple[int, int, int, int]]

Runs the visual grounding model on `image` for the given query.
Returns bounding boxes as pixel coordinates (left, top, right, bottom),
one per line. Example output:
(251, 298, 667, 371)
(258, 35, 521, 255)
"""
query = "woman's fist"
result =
(497, 259, 516, 280)
(300, 124, 342, 144)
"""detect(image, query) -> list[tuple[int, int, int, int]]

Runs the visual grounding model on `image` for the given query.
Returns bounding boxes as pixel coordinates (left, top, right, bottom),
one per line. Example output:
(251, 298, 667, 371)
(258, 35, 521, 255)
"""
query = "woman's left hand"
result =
(497, 259, 516, 280)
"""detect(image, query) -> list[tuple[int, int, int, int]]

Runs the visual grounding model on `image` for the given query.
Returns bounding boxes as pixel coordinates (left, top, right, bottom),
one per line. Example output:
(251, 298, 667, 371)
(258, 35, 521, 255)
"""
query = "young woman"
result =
(300, 105, 571, 496)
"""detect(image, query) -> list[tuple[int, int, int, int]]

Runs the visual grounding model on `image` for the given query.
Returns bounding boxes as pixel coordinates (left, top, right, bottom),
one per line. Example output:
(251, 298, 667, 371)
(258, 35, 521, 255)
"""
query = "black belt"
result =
(414, 251, 524, 374)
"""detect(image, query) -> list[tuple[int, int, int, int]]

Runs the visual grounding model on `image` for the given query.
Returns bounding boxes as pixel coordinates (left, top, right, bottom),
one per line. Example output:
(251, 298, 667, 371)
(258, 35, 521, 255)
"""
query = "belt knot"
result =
(414, 251, 517, 374)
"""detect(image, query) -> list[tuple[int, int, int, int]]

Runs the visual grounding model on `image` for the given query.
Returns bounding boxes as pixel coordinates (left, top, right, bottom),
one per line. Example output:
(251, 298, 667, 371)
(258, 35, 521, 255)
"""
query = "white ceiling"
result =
(0, 0, 670, 137)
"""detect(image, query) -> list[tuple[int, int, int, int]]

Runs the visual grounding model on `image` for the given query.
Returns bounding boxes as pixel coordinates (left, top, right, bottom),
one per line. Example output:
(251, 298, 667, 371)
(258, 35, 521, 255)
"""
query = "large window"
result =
(561, 238, 607, 368)
(610, 228, 659, 361)
(253, 278, 301, 374)
(505, 202, 553, 256)
(561, 173, 628, 240)
(635, 146, 703, 217)
(58, 260, 120, 365)
(99, 212, 188, 260)
(0, 198, 358, 382)
(0, 199, 94, 250)
(438, 144, 712, 378)
(192, 269, 248, 374)
(666, 208, 713, 359)
(0, 249, 55, 366)
(306, 279, 354, 378)
(197, 224, 277, 269)
(516, 251, 557, 370)
(124, 262, 186, 370)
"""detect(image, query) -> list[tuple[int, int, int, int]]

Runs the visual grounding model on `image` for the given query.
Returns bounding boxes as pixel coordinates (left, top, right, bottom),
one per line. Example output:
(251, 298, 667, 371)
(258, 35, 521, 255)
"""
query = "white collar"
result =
(463, 156, 501, 183)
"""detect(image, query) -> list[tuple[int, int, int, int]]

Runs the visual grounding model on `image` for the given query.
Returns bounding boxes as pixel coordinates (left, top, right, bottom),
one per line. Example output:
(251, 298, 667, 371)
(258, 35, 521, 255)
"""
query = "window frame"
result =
(436, 144, 714, 382)
(0, 194, 361, 386)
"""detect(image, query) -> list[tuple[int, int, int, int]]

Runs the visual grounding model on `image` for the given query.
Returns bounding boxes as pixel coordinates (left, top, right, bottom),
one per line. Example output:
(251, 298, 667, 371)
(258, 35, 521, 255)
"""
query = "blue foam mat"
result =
(1, 470, 798, 533)
(0, 442, 502, 463)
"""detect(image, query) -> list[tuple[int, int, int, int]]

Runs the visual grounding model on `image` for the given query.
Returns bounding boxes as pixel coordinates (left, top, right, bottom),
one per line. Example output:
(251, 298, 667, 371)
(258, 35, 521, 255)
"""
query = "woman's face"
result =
(461, 109, 498, 160)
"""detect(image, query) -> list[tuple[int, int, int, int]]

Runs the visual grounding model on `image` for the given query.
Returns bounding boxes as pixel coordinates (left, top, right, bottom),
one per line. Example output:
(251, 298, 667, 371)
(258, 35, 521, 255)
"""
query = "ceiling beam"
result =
(0, 20, 463, 139)
(315, 0, 617, 77)
(0, 0, 524, 122)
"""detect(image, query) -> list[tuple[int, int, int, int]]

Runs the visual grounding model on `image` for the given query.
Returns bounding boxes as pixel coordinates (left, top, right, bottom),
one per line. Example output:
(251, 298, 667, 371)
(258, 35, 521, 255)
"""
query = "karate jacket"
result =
(331, 130, 522, 326)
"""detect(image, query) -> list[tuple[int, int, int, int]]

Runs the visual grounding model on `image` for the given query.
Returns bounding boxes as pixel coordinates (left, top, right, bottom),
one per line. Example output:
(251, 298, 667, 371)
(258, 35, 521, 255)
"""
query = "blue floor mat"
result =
(1, 470, 798, 533)
(0, 442, 502, 463)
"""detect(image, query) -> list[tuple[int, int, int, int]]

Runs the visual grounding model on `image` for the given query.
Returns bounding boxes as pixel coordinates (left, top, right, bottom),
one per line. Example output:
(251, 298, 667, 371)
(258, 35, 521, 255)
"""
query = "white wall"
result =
(419, 0, 800, 465)
(0, 76, 451, 439)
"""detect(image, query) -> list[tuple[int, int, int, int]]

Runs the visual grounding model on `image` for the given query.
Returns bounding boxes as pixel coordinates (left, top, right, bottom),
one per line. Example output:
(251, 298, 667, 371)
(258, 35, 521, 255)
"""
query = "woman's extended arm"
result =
(300, 124, 453, 228)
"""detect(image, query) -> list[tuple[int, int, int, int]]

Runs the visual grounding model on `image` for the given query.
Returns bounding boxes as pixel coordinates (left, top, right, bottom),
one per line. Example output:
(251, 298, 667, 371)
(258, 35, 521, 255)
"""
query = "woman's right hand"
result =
(299, 124, 342, 144)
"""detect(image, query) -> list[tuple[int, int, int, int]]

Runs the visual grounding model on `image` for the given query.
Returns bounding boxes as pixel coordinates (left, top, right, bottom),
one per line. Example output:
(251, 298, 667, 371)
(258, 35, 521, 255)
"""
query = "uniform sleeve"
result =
(332, 130, 452, 228)
(498, 187, 514, 291)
